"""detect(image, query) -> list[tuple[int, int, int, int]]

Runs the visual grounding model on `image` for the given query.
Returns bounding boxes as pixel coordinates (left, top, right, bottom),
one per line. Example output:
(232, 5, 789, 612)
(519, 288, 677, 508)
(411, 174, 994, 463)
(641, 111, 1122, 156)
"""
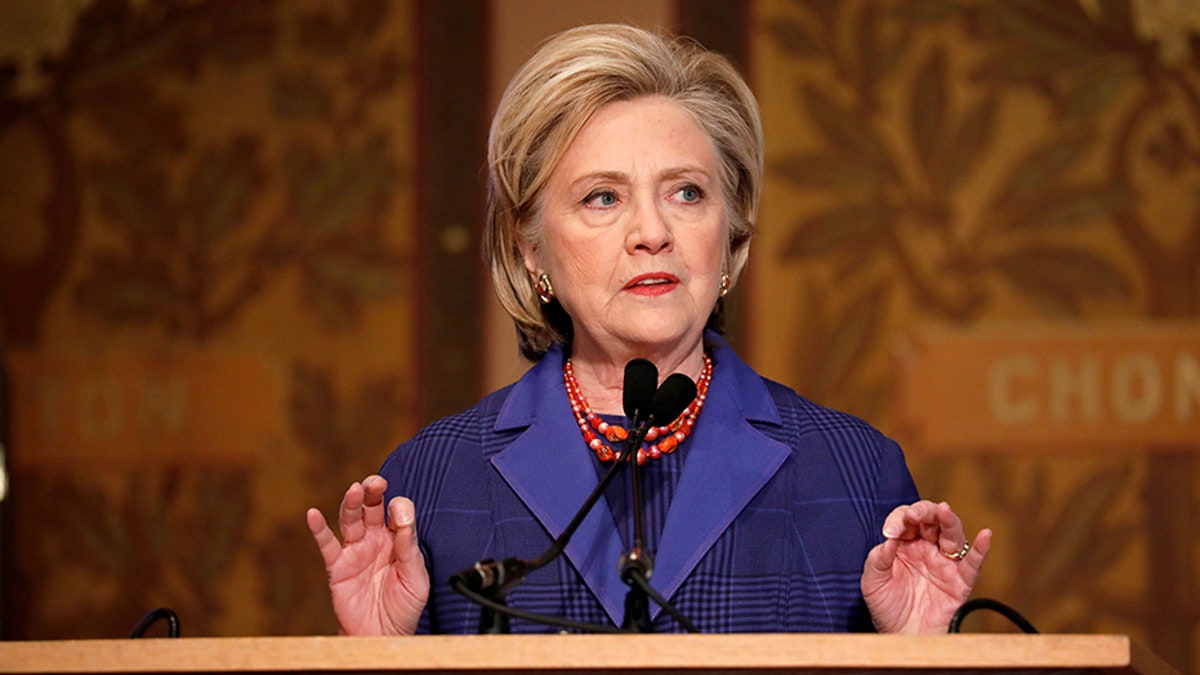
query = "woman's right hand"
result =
(306, 475, 430, 635)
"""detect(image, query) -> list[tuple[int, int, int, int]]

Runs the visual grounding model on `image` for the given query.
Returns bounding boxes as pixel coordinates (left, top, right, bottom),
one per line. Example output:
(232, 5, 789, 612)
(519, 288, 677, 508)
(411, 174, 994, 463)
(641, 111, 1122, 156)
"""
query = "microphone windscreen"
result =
(649, 373, 696, 423)
(623, 358, 659, 419)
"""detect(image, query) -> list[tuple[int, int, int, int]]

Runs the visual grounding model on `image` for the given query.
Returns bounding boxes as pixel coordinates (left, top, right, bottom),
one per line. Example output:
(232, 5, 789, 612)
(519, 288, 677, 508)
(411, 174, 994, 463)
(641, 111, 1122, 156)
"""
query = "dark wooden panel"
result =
(414, 1, 491, 421)
(676, 0, 750, 71)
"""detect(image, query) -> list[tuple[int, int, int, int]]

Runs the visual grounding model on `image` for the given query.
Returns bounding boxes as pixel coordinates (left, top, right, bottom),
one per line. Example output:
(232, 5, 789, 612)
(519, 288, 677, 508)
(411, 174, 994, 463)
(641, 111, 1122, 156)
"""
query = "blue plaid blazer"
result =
(380, 333, 919, 634)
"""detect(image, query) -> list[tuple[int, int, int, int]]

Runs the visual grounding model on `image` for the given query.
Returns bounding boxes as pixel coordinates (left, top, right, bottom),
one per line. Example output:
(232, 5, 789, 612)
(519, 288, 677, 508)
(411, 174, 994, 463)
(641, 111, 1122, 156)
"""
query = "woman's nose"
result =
(627, 202, 673, 254)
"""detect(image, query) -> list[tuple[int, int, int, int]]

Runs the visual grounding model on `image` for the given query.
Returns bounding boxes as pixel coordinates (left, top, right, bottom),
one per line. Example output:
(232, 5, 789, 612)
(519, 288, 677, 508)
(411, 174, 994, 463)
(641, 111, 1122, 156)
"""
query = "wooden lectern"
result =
(0, 634, 1181, 674)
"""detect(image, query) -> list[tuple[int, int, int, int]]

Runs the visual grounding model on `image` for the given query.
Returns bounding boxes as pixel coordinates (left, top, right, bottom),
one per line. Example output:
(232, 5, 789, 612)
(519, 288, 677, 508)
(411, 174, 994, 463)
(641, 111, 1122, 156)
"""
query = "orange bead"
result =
(659, 435, 678, 454)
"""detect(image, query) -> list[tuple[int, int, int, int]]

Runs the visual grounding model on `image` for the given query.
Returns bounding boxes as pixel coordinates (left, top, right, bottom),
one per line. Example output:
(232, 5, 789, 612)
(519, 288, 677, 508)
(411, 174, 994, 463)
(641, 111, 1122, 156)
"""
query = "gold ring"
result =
(940, 541, 971, 562)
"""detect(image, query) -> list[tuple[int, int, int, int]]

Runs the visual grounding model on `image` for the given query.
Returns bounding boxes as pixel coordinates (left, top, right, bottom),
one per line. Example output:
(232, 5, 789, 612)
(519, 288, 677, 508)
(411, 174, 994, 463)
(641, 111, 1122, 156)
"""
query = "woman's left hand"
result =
(860, 500, 991, 634)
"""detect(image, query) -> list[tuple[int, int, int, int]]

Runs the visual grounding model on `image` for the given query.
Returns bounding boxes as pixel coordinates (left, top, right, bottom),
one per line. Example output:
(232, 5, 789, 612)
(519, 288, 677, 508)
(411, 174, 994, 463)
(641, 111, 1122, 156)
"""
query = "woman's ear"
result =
(518, 233, 540, 278)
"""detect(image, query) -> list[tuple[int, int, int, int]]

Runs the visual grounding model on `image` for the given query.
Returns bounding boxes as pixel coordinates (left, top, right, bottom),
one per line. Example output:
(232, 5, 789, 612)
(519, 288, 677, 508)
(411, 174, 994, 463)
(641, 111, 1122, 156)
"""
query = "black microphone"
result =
(647, 373, 696, 425)
(622, 358, 658, 422)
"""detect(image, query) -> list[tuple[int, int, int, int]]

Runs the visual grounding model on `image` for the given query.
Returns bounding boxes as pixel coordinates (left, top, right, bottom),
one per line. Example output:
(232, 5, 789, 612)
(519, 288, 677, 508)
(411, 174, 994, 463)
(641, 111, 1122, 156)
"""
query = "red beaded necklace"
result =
(563, 354, 713, 465)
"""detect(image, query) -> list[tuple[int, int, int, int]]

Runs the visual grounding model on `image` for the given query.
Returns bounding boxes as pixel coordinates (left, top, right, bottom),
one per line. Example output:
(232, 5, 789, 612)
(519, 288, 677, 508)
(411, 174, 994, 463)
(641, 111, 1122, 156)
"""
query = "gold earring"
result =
(535, 272, 555, 304)
(719, 272, 731, 298)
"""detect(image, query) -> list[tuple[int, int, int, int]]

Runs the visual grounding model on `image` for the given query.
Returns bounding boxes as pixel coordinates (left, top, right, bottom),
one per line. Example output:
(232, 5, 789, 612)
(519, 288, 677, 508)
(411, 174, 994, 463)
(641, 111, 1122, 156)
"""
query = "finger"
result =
(864, 537, 899, 574)
(860, 538, 899, 599)
(881, 504, 912, 539)
(388, 496, 424, 569)
(388, 496, 416, 535)
(882, 500, 937, 540)
(362, 475, 389, 529)
(306, 507, 343, 568)
(338, 481, 367, 544)
(906, 500, 955, 545)
(958, 528, 993, 583)
(935, 501, 967, 555)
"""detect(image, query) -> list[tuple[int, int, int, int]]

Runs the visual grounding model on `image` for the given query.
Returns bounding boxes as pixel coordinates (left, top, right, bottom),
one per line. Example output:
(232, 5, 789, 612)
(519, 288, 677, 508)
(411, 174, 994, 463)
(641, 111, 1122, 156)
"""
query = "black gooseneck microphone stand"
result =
(450, 359, 661, 633)
(620, 373, 697, 633)
(456, 436, 637, 633)
(619, 419, 655, 633)
(450, 359, 703, 633)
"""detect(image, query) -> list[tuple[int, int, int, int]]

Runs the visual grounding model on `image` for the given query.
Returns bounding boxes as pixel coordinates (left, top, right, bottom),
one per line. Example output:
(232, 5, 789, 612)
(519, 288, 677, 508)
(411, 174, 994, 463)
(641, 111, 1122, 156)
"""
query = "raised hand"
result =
(307, 475, 430, 635)
(861, 500, 991, 634)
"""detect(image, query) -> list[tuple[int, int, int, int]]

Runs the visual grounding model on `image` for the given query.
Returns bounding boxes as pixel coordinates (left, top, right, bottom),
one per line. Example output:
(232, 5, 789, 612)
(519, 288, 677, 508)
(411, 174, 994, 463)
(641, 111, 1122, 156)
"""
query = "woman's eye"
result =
(583, 190, 618, 207)
(676, 185, 704, 203)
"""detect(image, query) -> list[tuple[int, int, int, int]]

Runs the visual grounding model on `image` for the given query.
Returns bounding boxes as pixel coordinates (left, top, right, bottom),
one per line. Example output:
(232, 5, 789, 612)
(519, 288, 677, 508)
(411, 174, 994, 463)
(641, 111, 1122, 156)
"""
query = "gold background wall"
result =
(1, 0, 421, 637)
(751, 3, 1199, 673)
(1, 1, 1197, 672)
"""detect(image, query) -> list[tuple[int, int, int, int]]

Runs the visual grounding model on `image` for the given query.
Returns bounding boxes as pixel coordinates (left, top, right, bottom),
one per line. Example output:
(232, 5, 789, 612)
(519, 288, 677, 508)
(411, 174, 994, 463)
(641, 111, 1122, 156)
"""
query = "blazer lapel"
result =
(489, 350, 629, 625)
(649, 342, 791, 620)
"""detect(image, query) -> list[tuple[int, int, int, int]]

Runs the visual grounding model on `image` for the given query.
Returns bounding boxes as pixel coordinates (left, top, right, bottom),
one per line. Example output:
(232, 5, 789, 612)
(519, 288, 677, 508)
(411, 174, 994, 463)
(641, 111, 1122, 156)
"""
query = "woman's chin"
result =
(604, 326, 704, 354)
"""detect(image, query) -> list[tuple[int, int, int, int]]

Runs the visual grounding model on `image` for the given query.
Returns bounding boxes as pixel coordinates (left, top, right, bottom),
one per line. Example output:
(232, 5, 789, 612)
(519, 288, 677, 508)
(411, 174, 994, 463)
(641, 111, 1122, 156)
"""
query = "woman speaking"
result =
(307, 23, 991, 635)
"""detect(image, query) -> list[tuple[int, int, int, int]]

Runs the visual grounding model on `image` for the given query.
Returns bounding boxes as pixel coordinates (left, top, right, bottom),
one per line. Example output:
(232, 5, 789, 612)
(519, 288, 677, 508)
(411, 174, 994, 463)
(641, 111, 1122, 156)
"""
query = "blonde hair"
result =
(483, 23, 763, 360)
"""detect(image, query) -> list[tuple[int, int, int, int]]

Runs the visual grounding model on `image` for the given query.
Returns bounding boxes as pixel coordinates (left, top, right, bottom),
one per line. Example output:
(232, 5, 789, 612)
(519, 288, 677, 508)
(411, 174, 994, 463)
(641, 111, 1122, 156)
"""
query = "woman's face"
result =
(522, 96, 728, 359)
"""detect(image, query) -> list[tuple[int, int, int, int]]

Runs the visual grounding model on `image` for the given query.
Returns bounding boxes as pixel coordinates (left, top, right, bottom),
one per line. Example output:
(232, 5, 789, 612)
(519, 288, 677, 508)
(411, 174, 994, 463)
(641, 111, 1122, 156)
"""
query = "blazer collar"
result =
(490, 334, 790, 626)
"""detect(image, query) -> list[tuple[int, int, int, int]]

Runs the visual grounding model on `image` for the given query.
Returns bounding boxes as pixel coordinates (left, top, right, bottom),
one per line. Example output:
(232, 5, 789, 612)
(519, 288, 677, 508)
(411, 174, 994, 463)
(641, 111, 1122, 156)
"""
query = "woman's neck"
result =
(566, 336, 707, 416)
